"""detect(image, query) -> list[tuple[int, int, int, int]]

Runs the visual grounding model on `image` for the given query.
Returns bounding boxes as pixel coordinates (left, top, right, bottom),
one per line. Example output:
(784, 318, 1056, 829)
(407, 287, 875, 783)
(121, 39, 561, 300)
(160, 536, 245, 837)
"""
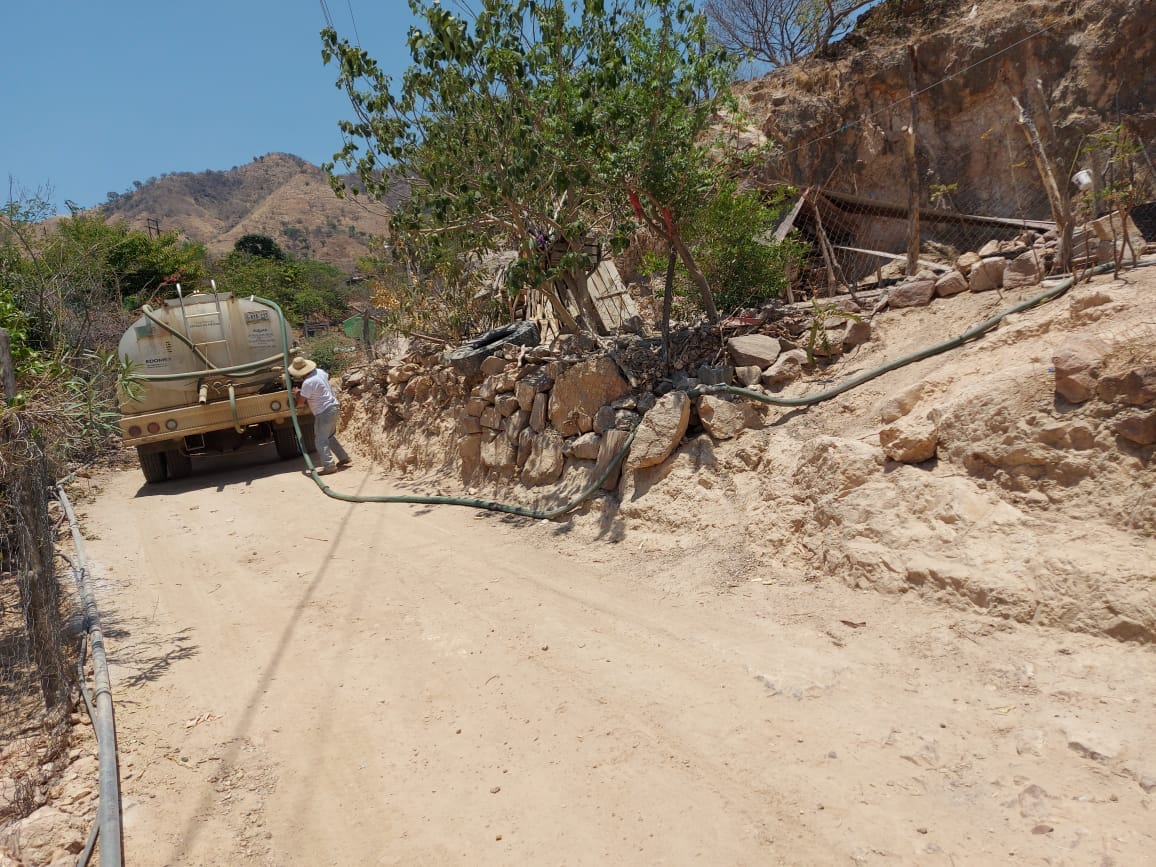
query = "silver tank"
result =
(118, 293, 287, 414)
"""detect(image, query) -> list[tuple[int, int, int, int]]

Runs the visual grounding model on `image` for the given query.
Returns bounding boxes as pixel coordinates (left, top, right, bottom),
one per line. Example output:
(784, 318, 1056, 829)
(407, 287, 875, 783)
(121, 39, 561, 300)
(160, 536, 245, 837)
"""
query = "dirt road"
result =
(81, 449, 1154, 866)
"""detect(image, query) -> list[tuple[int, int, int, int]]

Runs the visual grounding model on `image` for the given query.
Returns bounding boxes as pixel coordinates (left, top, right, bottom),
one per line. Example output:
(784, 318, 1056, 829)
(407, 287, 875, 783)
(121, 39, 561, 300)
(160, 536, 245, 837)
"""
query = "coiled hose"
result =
(249, 263, 1113, 519)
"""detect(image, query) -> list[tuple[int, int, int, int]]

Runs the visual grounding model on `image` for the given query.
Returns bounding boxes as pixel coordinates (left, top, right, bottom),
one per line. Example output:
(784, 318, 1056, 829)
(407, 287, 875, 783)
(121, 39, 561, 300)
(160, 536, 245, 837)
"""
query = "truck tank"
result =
(117, 291, 314, 483)
(118, 293, 285, 414)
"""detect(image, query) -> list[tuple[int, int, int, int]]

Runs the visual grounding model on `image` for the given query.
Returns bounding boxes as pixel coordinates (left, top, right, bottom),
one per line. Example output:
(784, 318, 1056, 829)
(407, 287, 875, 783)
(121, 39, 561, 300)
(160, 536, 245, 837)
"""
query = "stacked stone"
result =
(883, 224, 1133, 310)
(456, 343, 647, 488)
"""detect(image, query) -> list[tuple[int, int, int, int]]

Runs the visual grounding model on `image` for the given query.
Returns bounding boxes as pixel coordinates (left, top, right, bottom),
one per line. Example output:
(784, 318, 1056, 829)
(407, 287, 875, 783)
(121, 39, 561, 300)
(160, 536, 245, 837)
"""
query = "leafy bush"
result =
(644, 182, 806, 317)
(302, 332, 360, 379)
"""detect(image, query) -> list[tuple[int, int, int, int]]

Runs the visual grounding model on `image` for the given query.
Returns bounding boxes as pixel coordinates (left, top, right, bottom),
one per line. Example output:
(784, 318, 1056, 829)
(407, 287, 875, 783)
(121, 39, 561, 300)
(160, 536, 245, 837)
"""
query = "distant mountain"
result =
(98, 153, 402, 272)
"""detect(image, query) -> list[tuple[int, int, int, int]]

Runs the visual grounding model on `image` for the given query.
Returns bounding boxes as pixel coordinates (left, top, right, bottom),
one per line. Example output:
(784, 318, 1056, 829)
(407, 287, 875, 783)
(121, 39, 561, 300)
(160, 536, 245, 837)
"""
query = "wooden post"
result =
(905, 44, 922, 277)
(1012, 92, 1072, 273)
(0, 328, 16, 401)
(808, 192, 850, 297)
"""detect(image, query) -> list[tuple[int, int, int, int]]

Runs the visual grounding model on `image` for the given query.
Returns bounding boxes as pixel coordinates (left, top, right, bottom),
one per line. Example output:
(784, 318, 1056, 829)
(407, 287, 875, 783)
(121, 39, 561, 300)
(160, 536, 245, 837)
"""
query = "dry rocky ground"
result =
(1, 247, 1154, 865)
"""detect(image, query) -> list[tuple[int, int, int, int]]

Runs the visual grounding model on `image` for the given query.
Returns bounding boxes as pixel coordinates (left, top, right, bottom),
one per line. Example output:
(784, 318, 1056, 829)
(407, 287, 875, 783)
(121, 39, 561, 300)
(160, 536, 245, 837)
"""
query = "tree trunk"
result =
(661, 245, 676, 369)
(668, 232, 719, 322)
(1012, 93, 1072, 273)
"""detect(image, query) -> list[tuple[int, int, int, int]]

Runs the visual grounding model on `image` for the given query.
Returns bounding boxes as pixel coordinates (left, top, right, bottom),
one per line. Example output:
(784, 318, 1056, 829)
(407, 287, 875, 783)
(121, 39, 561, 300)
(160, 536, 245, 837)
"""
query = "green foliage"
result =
(679, 182, 804, 313)
(234, 234, 285, 260)
(1077, 124, 1151, 275)
(638, 183, 806, 317)
(216, 250, 351, 325)
(302, 331, 359, 379)
(49, 213, 207, 308)
(322, 0, 739, 328)
(357, 242, 504, 343)
(804, 299, 861, 364)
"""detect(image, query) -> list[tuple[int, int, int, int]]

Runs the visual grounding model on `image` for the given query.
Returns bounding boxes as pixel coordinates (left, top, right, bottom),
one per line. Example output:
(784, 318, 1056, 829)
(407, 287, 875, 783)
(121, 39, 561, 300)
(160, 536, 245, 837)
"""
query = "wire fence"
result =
(0, 412, 76, 822)
(768, 95, 1155, 303)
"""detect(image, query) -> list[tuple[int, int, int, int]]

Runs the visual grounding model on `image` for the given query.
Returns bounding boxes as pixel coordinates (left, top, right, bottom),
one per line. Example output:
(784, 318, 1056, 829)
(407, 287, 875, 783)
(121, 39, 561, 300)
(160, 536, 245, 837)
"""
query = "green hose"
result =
(132, 354, 288, 382)
(249, 294, 634, 519)
(688, 264, 1114, 407)
(247, 263, 1114, 519)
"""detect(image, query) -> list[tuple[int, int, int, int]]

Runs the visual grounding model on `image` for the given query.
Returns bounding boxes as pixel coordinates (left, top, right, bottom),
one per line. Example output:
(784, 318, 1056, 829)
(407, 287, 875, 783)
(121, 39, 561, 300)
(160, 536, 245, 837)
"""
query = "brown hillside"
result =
(99, 152, 394, 272)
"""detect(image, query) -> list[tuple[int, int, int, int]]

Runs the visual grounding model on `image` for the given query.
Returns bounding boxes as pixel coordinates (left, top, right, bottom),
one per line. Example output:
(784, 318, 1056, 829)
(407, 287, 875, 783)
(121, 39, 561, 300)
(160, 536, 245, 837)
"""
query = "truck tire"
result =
(273, 424, 302, 459)
(166, 448, 192, 479)
(300, 419, 316, 453)
(137, 448, 167, 484)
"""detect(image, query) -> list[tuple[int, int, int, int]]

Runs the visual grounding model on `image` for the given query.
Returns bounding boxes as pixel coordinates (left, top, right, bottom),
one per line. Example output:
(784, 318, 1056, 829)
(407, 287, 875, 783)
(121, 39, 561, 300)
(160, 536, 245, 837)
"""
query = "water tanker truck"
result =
(117, 288, 314, 482)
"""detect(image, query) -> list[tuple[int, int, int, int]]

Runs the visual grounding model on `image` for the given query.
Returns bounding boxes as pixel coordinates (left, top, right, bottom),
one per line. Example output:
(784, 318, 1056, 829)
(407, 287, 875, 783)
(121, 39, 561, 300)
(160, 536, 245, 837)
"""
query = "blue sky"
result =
(1, 1, 421, 214)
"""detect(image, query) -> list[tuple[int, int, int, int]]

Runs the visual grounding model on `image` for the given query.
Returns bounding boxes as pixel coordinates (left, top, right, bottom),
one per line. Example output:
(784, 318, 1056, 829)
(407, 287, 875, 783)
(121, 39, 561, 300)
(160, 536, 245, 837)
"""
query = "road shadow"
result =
(130, 446, 316, 499)
(100, 600, 200, 690)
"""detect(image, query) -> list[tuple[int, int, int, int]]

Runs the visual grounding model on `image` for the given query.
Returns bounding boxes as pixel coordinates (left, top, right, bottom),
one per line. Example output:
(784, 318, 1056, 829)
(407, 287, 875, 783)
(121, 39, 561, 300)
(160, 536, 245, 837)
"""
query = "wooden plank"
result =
(0, 328, 16, 401)
(833, 244, 949, 273)
(583, 259, 639, 332)
(773, 194, 807, 242)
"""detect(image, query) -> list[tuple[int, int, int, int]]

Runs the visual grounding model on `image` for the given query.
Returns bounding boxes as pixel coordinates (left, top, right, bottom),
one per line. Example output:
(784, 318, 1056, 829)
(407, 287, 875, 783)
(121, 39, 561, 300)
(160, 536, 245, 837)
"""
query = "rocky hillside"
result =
(742, 0, 1155, 219)
(340, 243, 1156, 646)
(331, 0, 1156, 646)
(99, 153, 397, 272)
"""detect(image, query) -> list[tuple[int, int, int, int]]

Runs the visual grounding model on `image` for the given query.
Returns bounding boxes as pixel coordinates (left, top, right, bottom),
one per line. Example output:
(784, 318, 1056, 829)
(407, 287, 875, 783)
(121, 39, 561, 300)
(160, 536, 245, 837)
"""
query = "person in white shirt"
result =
(289, 356, 351, 475)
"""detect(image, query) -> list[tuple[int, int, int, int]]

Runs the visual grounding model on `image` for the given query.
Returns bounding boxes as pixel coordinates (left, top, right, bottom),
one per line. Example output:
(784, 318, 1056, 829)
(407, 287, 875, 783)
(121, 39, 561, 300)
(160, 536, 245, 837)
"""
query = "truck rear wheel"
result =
(273, 424, 302, 459)
(166, 448, 192, 479)
(137, 448, 167, 484)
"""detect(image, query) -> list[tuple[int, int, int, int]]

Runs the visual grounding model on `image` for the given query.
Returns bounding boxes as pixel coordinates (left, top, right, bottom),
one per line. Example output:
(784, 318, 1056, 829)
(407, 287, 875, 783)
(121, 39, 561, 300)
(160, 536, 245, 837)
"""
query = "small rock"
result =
(934, 270, 969, 297)
(879, 415, 938, 463)
(968, 257, 1005, 292)
(842, 319, 872, 348)
(734, 365, 762, 387)
(727, 334, 781, 368)
(888, 278, 936, 308)
(1052, 334, 1110, 404)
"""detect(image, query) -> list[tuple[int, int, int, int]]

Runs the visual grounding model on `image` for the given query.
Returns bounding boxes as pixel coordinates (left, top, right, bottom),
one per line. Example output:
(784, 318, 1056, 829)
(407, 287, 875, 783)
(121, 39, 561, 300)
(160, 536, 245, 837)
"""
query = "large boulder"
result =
(726, 334, 781, 368)
(548, 356, 631, 437)
(627, 391, 691, 469)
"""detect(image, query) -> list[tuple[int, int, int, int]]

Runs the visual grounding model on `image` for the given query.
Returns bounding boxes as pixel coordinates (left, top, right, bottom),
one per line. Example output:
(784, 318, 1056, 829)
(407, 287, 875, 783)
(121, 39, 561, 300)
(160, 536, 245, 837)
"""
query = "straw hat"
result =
(288, 356, 317, 379)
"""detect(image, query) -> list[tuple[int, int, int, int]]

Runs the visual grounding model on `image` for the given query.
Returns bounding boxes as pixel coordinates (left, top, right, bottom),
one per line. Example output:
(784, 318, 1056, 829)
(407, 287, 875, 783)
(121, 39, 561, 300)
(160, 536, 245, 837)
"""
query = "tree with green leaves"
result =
(704, 0, 880, 68)
(2, 202, 205, 354)
(234, 233, 286, 260)
(216, 248, 350, 325)
(322, 0, 739, 328)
